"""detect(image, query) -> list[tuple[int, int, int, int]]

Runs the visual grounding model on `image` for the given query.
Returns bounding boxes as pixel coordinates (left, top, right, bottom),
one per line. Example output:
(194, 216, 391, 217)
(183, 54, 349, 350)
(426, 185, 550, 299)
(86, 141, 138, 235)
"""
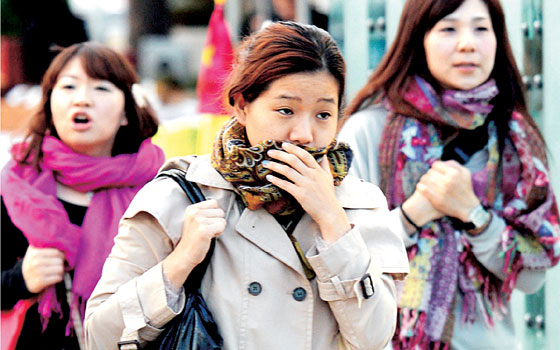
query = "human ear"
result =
(233, 95, 248, 126)
(120, 112, 129, 126)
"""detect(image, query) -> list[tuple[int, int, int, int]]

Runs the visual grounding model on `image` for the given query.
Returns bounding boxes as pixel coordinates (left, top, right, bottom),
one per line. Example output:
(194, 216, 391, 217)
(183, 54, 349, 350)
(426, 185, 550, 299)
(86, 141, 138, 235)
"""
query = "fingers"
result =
(430, 160, 467, 176)
(264, 143, 331, 186)
(281, 142, 320, 169)
(31, 246, 65, 259)
(22, 246, 65, 293)
(191, 215, 227, 236)
(184, 199, 226, 237)
(183, 199, 226, 239)
(265, 172, 298, 194)
(264, 158, 302, 183)
(189, 198, 221, 210)
(265, 143, 320, 176)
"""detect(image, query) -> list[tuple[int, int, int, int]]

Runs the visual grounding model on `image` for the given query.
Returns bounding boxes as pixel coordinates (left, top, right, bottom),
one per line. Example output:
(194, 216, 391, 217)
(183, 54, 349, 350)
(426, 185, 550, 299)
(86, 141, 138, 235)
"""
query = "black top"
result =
(1, 196, 87, 350)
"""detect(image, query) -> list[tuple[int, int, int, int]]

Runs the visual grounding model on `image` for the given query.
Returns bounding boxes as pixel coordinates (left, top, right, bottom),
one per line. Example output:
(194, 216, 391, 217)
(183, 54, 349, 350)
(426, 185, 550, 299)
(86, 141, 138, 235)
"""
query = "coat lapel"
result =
(235, 208, 307, 278)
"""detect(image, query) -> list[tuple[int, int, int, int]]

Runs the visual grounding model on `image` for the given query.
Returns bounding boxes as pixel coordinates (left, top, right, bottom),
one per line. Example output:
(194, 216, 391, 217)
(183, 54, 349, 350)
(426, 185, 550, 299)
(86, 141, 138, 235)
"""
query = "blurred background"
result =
(1, 1, 559, 348)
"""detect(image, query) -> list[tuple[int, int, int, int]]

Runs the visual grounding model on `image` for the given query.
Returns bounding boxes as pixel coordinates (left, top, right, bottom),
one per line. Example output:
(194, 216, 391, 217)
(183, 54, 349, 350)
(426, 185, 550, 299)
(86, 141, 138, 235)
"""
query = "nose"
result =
(457, 29, 476, 52)
(288, 116, 313, 145)
(72, 86, 93, 106)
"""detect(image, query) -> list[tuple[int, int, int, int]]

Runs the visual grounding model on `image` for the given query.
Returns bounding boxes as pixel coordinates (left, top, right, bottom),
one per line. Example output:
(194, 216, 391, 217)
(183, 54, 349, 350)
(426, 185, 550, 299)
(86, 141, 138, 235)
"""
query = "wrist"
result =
(460, 198, 482, 223)
(461, 204, 491, 234)
(162, 253, 195, 289)
(317, 208, 351, 244)
(400, 204, 421, 235)
(401, 199, 430, 227)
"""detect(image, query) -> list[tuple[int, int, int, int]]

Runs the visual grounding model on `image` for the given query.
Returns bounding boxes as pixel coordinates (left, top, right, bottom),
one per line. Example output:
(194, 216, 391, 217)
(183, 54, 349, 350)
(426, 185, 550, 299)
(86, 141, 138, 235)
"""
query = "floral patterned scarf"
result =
(379, 76, 560, 349)
(211, 117, 353, 216)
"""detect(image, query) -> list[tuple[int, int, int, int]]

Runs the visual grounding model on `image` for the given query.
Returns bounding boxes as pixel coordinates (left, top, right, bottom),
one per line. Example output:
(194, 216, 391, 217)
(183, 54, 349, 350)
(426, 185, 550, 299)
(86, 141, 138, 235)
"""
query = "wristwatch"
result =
(462, 204, 491, 231)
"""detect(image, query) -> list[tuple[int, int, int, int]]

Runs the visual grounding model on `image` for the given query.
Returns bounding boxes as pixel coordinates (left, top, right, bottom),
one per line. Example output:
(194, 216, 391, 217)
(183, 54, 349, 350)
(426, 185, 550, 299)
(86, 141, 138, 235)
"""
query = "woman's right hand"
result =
(162, 199, 226, 289)
(21, 246, 65, 293)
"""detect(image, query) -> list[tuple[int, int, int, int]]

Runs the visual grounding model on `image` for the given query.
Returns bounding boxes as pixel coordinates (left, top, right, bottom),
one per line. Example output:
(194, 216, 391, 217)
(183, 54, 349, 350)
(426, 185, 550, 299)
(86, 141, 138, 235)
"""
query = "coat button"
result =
(248, 282, 262, 296)
(292, 287, 307, 301)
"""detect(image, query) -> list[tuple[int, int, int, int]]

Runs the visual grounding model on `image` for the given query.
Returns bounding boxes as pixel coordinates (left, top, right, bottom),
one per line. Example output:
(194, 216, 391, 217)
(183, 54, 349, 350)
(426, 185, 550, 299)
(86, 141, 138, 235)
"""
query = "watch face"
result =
(469, 205, 490, 229)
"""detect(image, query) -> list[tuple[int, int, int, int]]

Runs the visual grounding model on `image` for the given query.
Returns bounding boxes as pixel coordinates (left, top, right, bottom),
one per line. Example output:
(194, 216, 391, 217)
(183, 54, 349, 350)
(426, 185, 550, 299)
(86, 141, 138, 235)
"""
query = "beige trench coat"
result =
(85, 156, 409, 350)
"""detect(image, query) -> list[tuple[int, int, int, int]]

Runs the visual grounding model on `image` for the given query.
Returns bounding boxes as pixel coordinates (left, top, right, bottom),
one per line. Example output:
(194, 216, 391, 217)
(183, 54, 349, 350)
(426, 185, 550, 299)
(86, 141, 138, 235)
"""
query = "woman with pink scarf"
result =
(1, 42, 165, 349)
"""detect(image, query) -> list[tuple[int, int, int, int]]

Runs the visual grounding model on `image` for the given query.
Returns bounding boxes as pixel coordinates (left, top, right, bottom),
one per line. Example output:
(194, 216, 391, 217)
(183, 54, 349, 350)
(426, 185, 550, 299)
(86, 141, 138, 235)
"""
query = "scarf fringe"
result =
(460, 244, 508, 324)
(394, 309, 452, 350)
(37, 287, 63, 332)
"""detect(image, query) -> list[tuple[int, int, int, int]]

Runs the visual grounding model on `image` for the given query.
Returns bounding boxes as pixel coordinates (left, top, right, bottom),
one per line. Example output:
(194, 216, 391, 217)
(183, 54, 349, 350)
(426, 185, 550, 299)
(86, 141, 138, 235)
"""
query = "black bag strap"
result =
(156, 168, 206, 204)
(155, 169, 215, 291)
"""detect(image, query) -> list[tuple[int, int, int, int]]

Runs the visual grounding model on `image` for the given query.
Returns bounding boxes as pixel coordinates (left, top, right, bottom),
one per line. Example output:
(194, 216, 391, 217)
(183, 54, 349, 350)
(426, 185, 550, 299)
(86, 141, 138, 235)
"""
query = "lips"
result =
(74, 114, 90, 124)
(71, 111, 92, 130)
(453, 62, 478, 68)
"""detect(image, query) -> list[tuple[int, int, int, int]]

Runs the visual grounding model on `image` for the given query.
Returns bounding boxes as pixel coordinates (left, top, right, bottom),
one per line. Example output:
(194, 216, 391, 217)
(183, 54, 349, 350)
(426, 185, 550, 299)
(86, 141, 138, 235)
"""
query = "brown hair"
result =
(19, 42, 159, 169)
(343, 0, 542, 145)
(224, 21, 346, 115)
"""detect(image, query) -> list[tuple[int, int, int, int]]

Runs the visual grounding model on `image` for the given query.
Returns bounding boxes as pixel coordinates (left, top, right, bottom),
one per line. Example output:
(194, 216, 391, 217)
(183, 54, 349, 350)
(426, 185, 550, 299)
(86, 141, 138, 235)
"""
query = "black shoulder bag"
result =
(119, 169, 223, 350)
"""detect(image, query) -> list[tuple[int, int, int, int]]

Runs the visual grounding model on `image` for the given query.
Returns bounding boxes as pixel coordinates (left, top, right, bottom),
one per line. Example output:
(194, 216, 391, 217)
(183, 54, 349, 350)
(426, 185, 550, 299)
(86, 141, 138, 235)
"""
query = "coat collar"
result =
(183, 155, 234, 190)
(181, 155, 384, 210)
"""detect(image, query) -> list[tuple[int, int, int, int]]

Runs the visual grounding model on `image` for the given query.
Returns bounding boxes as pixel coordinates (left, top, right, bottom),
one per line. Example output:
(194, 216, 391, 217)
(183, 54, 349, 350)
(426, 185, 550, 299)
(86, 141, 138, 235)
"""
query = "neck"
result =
(56, 182, 92, 206)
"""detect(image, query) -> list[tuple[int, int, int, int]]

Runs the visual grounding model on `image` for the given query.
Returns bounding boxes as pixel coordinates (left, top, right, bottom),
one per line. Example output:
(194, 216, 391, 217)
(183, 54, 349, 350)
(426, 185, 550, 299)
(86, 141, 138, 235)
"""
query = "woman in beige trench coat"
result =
(84, 21, 409, 350)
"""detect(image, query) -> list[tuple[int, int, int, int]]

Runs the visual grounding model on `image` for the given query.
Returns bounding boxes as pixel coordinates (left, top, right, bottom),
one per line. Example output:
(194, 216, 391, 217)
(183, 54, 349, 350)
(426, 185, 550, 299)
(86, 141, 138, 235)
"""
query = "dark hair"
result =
(343, 0, 543, 145)
(224, 21, 346, 115)
(19, 42, 159, 169)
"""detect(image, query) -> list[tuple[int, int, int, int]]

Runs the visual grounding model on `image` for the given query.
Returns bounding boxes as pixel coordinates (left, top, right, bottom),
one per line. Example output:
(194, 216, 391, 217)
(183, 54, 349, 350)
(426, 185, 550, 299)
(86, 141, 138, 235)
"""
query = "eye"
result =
(316, 112, 332, 120)
(60, 84, 75, 90)
(475, 26, 490, 32)
(440, 26, 455, 32)
(95, 85, 111, 92)
(276, 108, 293, 116)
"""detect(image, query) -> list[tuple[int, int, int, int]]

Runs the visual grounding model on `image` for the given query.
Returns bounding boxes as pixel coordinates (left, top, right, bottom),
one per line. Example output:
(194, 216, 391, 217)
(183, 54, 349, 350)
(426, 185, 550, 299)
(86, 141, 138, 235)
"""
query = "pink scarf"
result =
(1, 136, 165, 328)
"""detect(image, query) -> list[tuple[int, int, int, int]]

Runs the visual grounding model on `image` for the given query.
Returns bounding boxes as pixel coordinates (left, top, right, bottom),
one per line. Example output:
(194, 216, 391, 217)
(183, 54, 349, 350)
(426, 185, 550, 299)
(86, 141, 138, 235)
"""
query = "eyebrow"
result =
(275, 95, 336, 104)
(317, 97, 336, 104)
(440, 16, 490, 22)
(58, 74, 79, 79)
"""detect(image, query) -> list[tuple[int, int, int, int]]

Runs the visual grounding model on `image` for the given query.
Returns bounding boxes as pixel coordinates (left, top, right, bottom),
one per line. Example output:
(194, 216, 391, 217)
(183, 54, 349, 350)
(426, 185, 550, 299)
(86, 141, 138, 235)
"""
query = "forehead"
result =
(260, 71, 340, 100)
(58, 57, 87, 78)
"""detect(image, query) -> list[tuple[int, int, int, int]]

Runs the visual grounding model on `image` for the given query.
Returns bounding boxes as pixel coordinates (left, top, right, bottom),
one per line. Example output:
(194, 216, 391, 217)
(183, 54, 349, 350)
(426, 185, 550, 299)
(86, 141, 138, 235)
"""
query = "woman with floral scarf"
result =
(339, 0, 559, 349)
(85, 22, 409, 350)
(1, 42, 165, 349)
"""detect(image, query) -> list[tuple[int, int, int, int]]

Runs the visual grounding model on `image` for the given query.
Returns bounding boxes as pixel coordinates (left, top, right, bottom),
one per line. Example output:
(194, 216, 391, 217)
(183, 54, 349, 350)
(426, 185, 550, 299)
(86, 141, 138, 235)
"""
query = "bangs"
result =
(78, 46, 134, 88)
(424, 0, 465, 29)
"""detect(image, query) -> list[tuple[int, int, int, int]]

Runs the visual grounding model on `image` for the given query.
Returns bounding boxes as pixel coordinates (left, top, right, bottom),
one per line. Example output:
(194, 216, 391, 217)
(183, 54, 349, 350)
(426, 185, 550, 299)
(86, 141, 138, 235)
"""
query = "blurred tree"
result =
(1, 0, 87, 87)
(129, 0, 171, 64)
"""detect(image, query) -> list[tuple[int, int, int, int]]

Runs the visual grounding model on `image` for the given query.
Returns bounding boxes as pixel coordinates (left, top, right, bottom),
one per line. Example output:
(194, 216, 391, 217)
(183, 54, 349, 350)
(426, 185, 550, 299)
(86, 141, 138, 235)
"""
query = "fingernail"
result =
(262, 160, 270, 166)
(266, 174, 273, 181)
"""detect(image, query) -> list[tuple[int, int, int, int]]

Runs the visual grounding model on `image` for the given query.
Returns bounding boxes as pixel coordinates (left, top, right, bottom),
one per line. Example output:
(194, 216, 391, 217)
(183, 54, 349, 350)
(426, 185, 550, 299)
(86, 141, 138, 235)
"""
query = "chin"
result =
(450, 80, 485, 91)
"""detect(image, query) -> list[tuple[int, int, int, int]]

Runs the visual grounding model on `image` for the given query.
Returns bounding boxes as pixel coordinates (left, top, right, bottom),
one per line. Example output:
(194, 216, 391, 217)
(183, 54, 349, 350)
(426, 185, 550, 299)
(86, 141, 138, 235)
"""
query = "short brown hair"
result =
(19, 42, 159, 168)
(224, 21, 346, 115)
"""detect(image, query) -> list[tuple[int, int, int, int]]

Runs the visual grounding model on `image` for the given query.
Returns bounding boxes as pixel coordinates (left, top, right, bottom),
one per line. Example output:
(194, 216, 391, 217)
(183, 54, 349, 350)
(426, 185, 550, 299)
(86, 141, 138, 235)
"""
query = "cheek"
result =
(103, 97, 126, 124)
(246, 120, 280, 145)
(426, 41, 451, 68)
(319, 121, 338, 145)
(481, 40, 497, 70)
(49, 96, 66, 127)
